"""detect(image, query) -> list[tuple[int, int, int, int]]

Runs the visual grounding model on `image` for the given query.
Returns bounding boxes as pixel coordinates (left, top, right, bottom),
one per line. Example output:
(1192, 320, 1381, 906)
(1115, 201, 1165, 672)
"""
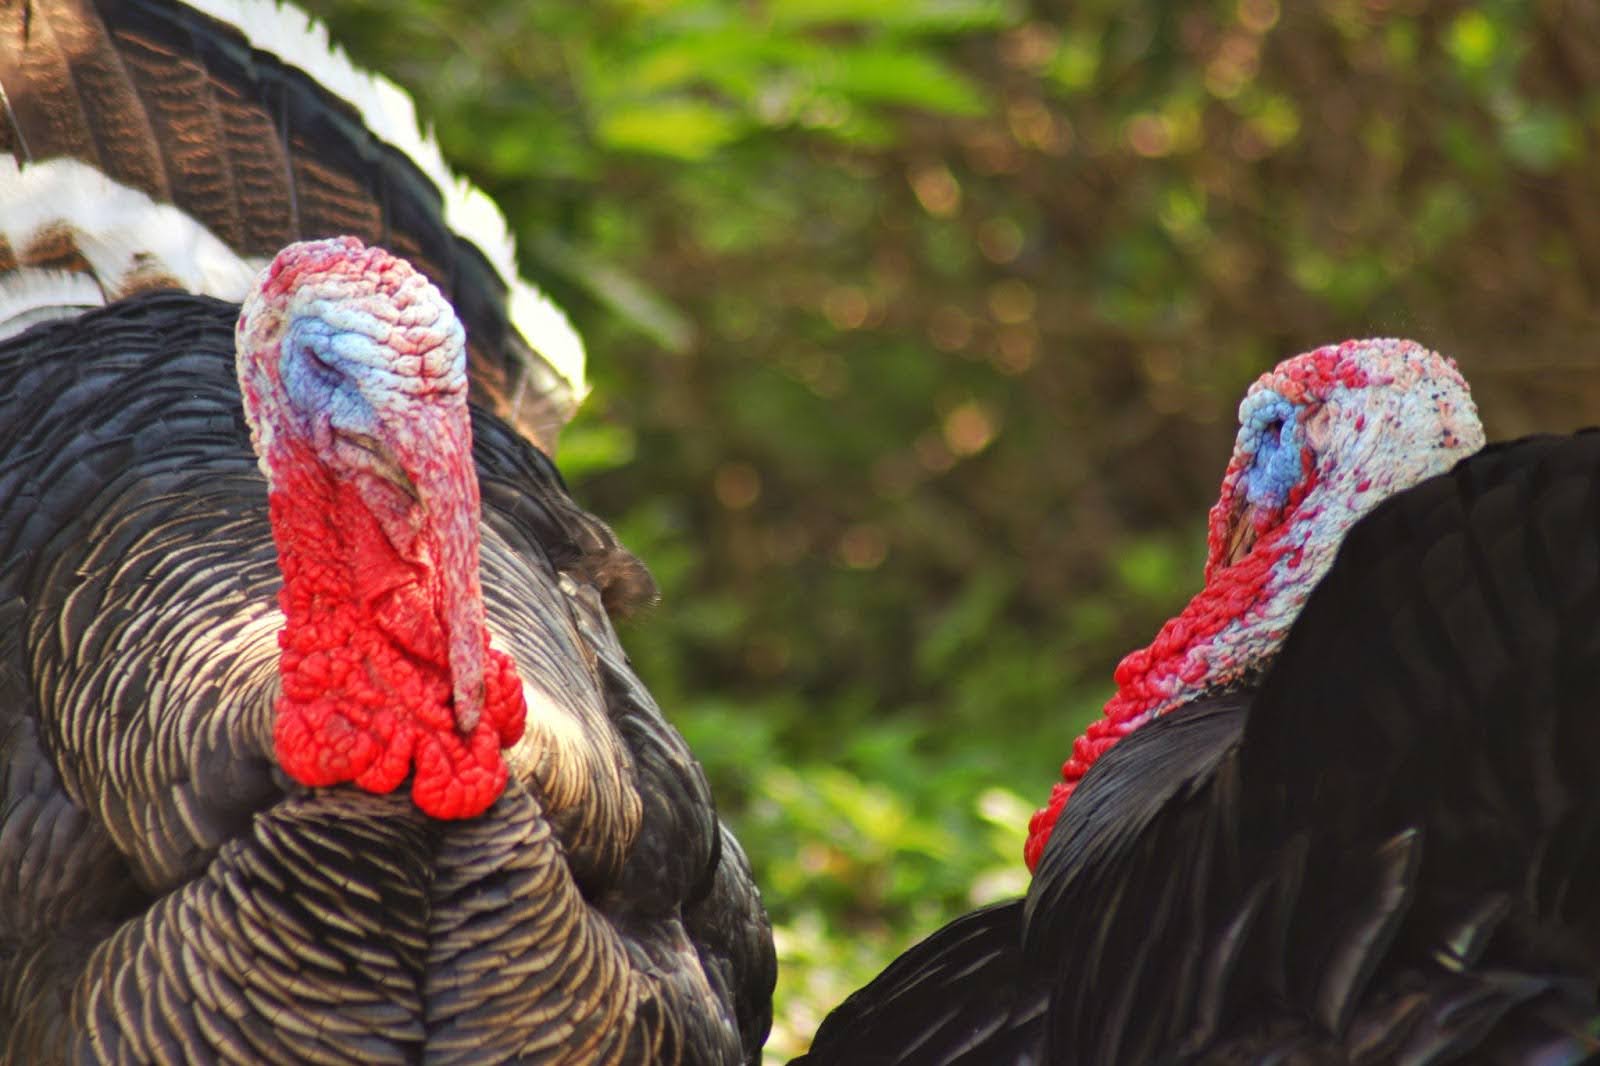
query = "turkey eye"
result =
(279, 323, 347, 415)
(302, 343, 339, 379)
(283, 317, 344, 380)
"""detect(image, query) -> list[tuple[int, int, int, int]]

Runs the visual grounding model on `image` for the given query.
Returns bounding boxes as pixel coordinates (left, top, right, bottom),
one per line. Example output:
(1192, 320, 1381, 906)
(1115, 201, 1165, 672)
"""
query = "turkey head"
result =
(235, 237, 527, 819)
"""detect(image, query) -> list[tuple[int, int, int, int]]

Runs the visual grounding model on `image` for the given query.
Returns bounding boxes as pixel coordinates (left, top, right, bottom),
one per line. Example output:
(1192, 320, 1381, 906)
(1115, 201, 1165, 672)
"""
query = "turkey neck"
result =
(1021, 490, 1310, 869)
(1081, 472, 1318, 771)
(270, 432, 454, 711)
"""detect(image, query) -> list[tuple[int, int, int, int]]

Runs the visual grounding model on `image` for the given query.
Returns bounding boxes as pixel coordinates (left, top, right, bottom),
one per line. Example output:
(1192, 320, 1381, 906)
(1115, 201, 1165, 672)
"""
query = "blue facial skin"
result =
(1237, 390, 1303, 511)
(280, 314, 385, 445)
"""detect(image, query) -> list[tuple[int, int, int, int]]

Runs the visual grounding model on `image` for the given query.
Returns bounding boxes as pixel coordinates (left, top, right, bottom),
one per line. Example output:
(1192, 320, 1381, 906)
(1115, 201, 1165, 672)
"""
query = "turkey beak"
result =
(408, 412, 488, 737)
(336, 430, 419, 503)
(1221, 493, 1262, 568)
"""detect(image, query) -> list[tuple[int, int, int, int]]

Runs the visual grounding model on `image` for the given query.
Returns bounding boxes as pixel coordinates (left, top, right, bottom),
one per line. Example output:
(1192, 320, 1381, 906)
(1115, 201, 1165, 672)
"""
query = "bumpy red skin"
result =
(242, 239, 526, 819)
(268, 449, 525, 818)
(1023, 345, 1374, 871)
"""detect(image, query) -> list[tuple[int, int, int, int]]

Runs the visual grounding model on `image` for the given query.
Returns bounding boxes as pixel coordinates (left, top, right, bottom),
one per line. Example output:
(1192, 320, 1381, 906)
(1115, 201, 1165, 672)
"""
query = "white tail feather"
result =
(0, 158, 262, 337)
(0, 268, 104, 341)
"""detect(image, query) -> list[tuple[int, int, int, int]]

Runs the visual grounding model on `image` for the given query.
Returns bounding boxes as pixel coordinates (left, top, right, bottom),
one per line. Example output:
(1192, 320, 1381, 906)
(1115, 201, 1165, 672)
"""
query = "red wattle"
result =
(268, 449, 526, 819)
(1023, 468, 1311, 871)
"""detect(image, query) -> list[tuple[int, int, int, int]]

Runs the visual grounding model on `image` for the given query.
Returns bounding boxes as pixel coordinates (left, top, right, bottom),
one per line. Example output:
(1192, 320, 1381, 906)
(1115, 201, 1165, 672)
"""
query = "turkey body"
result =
(2, 0, 773, 1059)
(0, 295, 773, 1062)
(800, 432, 1600, 1064)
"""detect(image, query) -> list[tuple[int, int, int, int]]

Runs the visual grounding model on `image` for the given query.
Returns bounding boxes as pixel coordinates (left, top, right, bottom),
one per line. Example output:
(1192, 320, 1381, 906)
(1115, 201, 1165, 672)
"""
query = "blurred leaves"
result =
(596, 99, 746, 159)
(770, 0, 1016, 33)
(306, 1, 1600, 1059)
(1498, 102, 1580, 171)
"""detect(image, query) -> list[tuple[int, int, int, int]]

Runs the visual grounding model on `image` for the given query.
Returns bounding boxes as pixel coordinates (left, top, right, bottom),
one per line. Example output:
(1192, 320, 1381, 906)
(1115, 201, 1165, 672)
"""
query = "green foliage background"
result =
(304, 0, 1600, 1057)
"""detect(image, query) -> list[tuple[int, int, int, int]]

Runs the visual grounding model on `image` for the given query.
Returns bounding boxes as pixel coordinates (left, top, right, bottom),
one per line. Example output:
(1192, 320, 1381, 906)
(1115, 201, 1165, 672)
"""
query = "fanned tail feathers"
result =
(0, 0, 583, 448)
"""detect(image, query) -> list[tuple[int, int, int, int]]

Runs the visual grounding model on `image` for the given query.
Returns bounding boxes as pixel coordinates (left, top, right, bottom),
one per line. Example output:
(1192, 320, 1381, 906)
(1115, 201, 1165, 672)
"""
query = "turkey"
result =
(798, 340, 1600, 1063)
(0, 1, 774, 1062)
